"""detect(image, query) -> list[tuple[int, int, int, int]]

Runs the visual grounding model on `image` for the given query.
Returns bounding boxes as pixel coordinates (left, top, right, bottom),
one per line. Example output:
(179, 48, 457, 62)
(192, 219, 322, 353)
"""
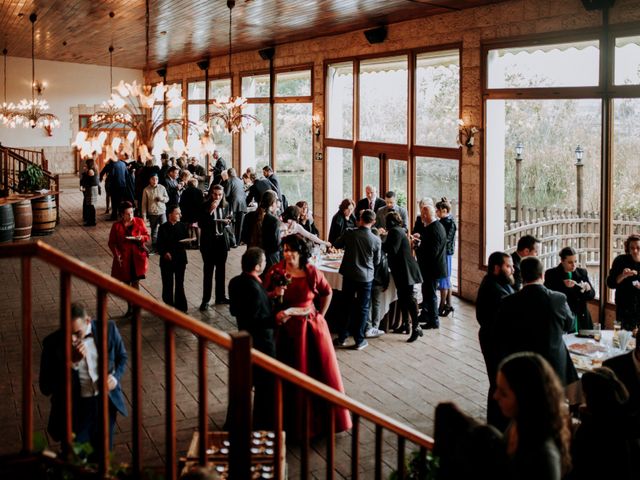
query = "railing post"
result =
(198, 337, 209, 466)
(96, 289, 110, 476)
(228, 331, 252, 480)
(165, 323, 177, 480)
(60, 272, 73, 459)
(21, 257, 33, 453)
(131, 307, 143, 476)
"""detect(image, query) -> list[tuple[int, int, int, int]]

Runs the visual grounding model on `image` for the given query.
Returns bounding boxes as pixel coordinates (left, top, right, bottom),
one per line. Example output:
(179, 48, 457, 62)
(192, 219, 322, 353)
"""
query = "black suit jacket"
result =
(39, 320, 128, 441)
(246, 178, 273, 205)
(544, 265, 595, 330)
(355, 197, 385, 219)
(199, 200, 232, 252)
(412, 216, 447, 280)
(383, 226, 422, 287)
(178, 185, 204, 224)
(603, 351, 640, 414)
(157, 220, 189, 267)
(511, 252, 523, 291)
(328, 211, 356, 246)
(224, 176, 247, 213)
(262, 213, 281, 270)
(495, 284, 578, 386)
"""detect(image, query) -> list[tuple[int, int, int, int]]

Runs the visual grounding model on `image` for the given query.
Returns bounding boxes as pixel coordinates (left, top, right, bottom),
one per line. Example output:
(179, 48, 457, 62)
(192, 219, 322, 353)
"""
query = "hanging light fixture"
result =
(204, 0, 258, 135)
(0, 48, 18, 127)
(14, 13, 60, 130)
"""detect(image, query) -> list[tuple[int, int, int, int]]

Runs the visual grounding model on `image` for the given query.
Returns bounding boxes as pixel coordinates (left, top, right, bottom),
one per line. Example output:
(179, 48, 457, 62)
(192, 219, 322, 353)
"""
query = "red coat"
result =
(108, 217, 150, 282)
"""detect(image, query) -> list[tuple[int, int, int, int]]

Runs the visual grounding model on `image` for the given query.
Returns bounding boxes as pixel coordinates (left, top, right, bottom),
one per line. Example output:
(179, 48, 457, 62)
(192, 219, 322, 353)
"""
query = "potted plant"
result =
(17, 163, 47, 193)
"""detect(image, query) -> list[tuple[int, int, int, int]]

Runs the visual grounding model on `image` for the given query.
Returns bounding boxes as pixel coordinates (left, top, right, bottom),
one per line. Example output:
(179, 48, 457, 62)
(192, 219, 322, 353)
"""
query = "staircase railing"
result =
(0, 241, 434, 480)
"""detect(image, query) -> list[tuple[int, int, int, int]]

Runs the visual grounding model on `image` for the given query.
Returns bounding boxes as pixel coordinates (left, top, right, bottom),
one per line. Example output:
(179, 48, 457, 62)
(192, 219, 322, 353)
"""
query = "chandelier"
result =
(14, 13, 60, 130)
(203, 0, 258, 134)
(0, 48, 18, 127)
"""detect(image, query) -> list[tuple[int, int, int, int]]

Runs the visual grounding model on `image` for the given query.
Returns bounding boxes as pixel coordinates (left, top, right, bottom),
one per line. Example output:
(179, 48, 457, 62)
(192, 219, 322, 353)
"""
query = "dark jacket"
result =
(199, 199, 233, 252)
(603, 351, 640, 414)
(373, 248, 390, 289)
(355, 197, 385, 220)
(229, 273, 276, 357)
(439, 215, 457, 256)
(261, 213, 281, 271)
(265, 173, 281, 198)
(412, 216, 447, 280)
(165, 177, 181, 206)
(328, 211, 356, 246)
(157, 220, 189, 267)
(511, 252, 523, 291)
(544, 265, 595, 330)
(224, 176, 247, 213)
(376, 205, 408, 230)
(606, 254, 640, 330)
(39, 320, 128, 441)
(109, 160, 128, 189)
(300, 218, 319, 237)
(179, 185, 204, 224)
(383, 226, 422, 287)
(246, 178, 273, 205)
(334, 226, 381, 283)
(495, 284, 578, 386)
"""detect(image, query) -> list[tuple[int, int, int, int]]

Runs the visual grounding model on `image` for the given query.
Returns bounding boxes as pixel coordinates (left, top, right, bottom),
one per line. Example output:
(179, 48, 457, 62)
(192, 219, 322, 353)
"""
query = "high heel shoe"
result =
(446, 305, 455, 316)
(407, 327, 423, 343)
(391, 324, 410, 334)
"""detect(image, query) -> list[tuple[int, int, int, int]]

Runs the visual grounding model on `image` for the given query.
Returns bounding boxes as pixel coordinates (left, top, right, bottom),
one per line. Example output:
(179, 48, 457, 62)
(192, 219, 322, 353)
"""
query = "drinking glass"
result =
(593, 322, 601, 342)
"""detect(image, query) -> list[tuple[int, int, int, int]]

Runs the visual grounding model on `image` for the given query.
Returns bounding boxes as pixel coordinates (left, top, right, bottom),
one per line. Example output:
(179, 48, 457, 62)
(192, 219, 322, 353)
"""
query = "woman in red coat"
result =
(108, 201, 150, 314)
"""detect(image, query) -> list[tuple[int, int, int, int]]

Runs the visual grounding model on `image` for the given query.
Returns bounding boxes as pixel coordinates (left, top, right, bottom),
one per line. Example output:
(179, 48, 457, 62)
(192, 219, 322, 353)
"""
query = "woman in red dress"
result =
(264, 234, 352, 439)
(108, 201, 150, 314)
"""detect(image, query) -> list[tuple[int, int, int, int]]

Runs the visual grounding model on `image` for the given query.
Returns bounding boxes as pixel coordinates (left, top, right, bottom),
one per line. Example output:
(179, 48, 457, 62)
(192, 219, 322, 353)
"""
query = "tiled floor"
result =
(0, 176, 488, 478)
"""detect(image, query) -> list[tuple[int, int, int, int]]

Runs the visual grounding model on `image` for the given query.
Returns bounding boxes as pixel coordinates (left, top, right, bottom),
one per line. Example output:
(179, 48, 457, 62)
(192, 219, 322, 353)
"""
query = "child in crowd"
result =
(436, 197, 457, 316)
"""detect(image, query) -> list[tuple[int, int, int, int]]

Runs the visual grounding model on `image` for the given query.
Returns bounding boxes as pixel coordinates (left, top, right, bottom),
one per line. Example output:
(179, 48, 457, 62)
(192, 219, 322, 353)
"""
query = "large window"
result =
(326, 62, 353, 140)
(326, 147, 353, 212)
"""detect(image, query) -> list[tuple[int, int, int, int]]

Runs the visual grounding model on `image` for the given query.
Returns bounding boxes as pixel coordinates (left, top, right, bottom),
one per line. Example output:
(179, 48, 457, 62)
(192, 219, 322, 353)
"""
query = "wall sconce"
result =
(312, 114, 322, 139)
(457, 119, 480, 155)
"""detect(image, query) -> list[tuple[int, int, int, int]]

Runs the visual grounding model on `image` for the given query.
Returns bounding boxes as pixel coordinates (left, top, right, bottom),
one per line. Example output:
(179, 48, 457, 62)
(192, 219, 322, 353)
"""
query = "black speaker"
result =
(259, 47, 275, 61)
(156, 68, 167, 79)
(581, 0, 615, 10)
(364, 26, 387, 45)
(197, 59, 210, 71)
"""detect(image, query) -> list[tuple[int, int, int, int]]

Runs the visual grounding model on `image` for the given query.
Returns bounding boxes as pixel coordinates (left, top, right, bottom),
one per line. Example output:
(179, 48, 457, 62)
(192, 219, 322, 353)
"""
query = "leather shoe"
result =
(199, 303, 210, 311)
(215, 298, 230, 305)
(423, 323, 439, 330)
(407, 328, 423, 343)
(391, 324, 410, 334)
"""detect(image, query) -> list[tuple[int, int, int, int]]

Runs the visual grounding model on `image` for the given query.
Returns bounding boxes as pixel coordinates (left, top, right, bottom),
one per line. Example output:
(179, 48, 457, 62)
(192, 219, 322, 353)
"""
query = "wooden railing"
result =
(0, 241, 434, 480)
(6, 146, 48, 171)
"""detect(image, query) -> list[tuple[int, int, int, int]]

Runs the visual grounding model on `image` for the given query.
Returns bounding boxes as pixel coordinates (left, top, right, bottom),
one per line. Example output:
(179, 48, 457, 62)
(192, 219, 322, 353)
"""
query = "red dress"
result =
(265, 262, 352, 438)
(108, 217, 150, 283)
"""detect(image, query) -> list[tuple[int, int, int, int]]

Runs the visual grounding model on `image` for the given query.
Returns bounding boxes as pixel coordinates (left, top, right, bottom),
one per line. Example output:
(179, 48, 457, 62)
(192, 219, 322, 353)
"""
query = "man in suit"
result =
(412, 200, 447, 330)
(165, 166, 183, 206)
(333, 209, 381, 351)
(39, 303, 128, 450)
(108, 156, 128, 220)
(246, 172, 273, 206)
(157, 205, 189, 312)
(511, 234, 540, 291)
(603, 339, 640, 414)
(495, 256, 578, 387)
(262, 165, 281, 199)
(475, 251, 515, 430)
(228, 247, 276, 429)
(187, 156, 207, 190)
(375, 190, 408, 230)
(210, 150, 227, 186)
(223, 168, 247, 247)
(355, 184, 386, 220)
(199, 185, 232, 310)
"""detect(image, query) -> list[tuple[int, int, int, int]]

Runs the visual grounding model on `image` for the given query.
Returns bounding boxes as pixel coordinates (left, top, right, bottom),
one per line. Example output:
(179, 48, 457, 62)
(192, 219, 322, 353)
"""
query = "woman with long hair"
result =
(606, 233, 640, 331)
(328, 198, 356, 246)
(281, 205, 330, 248)
(80, 158, 100, 226)
(244, 190, 281, 271)
(264, 234, 351, 439)
(296, 200, 319, 236)
(108, 201, 150, 315)
(494, 352, 571, 480)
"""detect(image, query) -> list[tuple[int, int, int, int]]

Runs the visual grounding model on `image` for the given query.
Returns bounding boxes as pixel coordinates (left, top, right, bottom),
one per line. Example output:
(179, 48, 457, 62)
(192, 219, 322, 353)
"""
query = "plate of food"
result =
(284, 307, 312, 317)
(323, 252, 343, 261)
(568, 342, 608, 356)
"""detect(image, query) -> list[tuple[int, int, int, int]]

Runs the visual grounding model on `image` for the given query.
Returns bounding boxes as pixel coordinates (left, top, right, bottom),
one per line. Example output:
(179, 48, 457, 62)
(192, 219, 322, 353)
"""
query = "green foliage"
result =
(389, 449, 439, 480)
(396, 191, 407, 208)
(18, 163, 47, 192)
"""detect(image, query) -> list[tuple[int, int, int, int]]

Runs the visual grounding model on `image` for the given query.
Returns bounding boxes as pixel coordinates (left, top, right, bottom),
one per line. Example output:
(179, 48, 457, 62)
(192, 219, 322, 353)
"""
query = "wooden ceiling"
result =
(0, 0, 508, 70)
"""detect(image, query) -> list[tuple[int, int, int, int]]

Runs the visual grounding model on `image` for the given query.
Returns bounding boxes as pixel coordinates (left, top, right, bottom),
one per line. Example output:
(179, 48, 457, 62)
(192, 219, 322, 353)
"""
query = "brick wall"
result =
(145, 0, 640, 301)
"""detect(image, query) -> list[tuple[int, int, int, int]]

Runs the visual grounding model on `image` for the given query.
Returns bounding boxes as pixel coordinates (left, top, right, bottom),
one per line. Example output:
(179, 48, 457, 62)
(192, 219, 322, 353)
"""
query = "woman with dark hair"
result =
(571, 367, 640, 479)
(544, 246, 595, 331)
(80, 158, 100, 226)
(328, 198, 356, 246)
(435, 197, 457, 316)
(264, 234, 351, 439)
(108, 201, 150, 314)
(296, 200, 319, 236)
(494, 352, 571, 480)
(282, 205, 330, 247)
(242, 190, 281, 271)
(607, 234, 640, 331)
(383, 211, 423, 342)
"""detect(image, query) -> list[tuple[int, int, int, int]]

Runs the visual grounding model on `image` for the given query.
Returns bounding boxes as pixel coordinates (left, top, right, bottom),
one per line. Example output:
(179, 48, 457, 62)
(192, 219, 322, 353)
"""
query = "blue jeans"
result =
(339, 279, 373, 345)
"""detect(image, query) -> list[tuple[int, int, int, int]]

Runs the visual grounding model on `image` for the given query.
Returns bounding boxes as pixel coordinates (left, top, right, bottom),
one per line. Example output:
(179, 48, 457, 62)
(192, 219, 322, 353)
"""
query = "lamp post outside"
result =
(575, 145, 584, 217)
(515, 142, 524, 223)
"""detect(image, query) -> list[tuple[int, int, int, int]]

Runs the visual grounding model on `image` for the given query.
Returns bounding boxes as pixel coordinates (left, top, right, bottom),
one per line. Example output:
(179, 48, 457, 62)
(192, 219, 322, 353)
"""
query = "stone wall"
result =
(145, 0, 640, 301)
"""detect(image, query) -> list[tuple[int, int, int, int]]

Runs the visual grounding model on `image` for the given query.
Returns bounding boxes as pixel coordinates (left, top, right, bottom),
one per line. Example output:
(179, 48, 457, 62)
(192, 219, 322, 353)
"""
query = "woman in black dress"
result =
(606, 234, 640, 331)
(328, 198, 356, 246)
(80, 159, 100, 226)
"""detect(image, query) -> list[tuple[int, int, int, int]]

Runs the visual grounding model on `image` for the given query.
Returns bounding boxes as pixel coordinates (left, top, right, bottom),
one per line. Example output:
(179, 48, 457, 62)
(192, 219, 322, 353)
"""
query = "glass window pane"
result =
(415, 50, 459, 147)
(359, 56, 408, 144)
(615, 36, 640, 86)
(362, 156, 380, 192)
(388, 160, 408, 207)
(326, 62, 353, 140)
(485, 98, 602, 296)
(209, 78, 232, 99)
(611, 98, 640, 301)
(188, 81, 206, 100)
(187, 104, 206, 125)
(275, 103, 313, 206)
(241, 103, 270, 172)
(326, 148, 353, 215)
(487, 40, 599, 89)
(276, 70, 311, 97)
(242, 74, 270, 98)
(416, 156, 459, 290)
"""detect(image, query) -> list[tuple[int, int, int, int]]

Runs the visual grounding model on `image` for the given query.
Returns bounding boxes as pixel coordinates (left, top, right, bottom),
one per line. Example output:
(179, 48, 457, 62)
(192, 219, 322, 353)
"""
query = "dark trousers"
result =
(160, 262, 188, 312)
(75, 397, 118, 451)
(234, 211, 246, 246)
(82, 204, 96, 225)
(339, 279, 373, 345)
(478, 328, 508, 431)
(420, 277, 440, 327)
(110, 186, 125, 219)
(397, 283, 420, 329)
(201, 246, 228, 304)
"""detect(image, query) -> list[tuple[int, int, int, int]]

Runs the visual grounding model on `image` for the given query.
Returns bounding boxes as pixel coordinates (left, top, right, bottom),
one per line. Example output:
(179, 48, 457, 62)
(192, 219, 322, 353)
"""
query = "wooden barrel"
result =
(32, 195, 57, 236)
(0, 204, 15, 243)
(13, 200, 33, 240)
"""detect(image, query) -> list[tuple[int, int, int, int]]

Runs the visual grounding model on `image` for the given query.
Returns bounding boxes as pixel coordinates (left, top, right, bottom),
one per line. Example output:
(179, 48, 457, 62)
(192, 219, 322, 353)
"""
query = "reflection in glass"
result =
(359, 56, 408, 144)
(362, 156, 380, 193)
(241, 103, 270, 173)
(209, 79, 232, 99)
(388, 160, 407, 207)
(276, 70, 311, 97)
(326, 62, 353, 140)
(242, 74, 270, 98)
(188, 81, 206, 100)
(326, 148, 353, 221)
